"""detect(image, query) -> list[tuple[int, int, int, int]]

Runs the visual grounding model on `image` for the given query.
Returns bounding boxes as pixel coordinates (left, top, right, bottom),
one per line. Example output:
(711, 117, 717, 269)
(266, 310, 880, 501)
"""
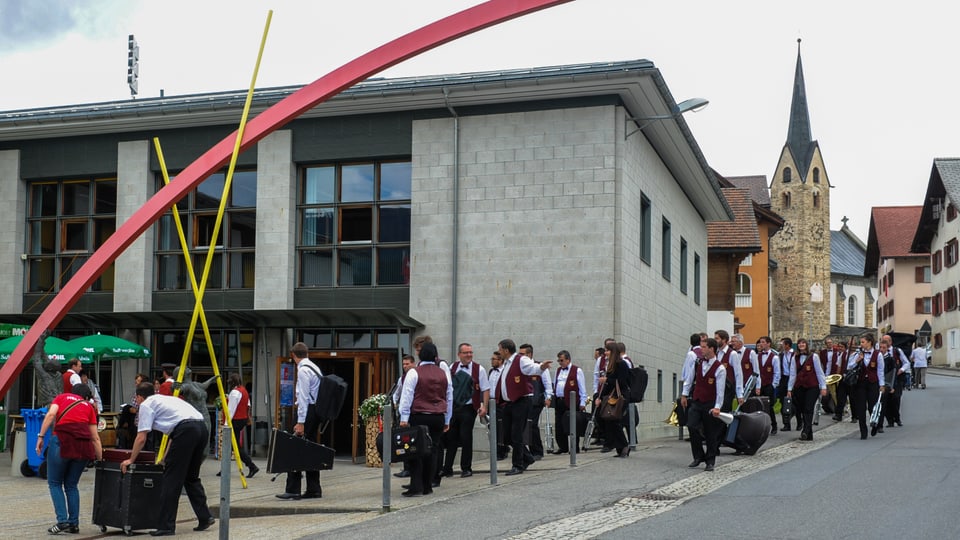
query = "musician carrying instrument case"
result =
(92, 460, 164, 536)
(267, 429, 335, 474)
(376, 424, 433, 463)
(722, 411, 772, 456)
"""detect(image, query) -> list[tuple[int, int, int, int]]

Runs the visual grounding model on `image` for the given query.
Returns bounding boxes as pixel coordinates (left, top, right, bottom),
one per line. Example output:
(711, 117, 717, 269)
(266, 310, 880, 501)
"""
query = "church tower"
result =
(769, 40, 832, 343)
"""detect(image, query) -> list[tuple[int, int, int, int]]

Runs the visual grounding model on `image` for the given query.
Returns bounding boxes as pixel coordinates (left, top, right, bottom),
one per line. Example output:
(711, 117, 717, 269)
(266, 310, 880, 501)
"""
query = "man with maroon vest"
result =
(714, 330, 743, 412)
(487, 351, 509, 460)
(398, 342, 452, 497)
(754, 336, 781, 434)
(730, 334, 758, 394)
(441, 343, 490, 478)
(497, 339, 552, 476)
(226, 373, 259, 478)
(832, 342, 851, 421)
(680, 338, 725, 472)
(62, 358, 82, 393)
(551, 350, 587, 454)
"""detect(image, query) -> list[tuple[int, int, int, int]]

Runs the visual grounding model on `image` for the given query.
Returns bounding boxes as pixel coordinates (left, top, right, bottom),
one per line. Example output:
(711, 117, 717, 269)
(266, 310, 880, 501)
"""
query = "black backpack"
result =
(626, 365, 648, 403)
(302, 362, 348, 423)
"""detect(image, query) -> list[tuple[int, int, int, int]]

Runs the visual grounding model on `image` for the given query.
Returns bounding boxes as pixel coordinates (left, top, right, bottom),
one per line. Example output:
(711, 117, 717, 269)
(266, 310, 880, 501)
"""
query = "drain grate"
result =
(632, 492, 679, 501)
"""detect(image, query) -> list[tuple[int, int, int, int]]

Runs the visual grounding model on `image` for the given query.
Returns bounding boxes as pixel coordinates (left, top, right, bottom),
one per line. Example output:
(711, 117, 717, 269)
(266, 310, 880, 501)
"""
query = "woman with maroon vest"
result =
(226, 373, 259, 478)
(680, 338, 726, 471)
(398, 342, 452, 497)
(594, 342, 632, 458)
(847, 334, 886, 440)
(786, 339, 828, 442)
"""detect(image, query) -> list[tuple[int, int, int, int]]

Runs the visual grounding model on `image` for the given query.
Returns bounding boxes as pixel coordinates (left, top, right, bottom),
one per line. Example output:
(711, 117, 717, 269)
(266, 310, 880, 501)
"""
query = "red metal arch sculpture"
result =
(0, 0, 572, 397)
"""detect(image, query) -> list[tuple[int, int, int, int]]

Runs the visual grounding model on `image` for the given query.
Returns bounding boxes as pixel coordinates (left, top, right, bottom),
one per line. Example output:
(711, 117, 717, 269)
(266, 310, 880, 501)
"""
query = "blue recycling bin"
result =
(21, 408, 49, 477)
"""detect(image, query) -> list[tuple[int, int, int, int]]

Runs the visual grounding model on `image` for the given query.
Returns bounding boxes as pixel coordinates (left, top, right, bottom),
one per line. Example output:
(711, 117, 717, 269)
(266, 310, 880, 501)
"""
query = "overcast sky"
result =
(1, 0, 956, 242)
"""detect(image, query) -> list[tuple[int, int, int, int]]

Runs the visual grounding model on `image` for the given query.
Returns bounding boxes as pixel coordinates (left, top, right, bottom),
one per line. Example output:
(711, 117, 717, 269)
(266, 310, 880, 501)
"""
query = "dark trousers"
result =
(230, 419, 256, 470)
(687, 400, 722, 465)
(284, 407, 322, 496)
(528, 402, 546, 457)
(408, 413, 445, 494)
(602, 410, 627, 453)
(495, 404, 509, 458)
(884, 378, 903, 424)
(159, 420, 212, 532)
(777, 379, 791, 428)
(554, 402, 575, 452)
(851, 381, 880, 438)
(502, 397, 534, 470)
(793, 386, 819, 439)
(835, 380, 850, 418)
(758, 384, 778, 430)
(443, 405, 477, 473)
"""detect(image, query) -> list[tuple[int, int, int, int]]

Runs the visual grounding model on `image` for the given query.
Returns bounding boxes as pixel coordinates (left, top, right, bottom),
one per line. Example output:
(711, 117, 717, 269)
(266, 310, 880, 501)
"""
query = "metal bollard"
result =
(219, 425, 230, 540)
(628, 404, 637, 449)
(488, 402, 498, 485)
(569, 391, 577, 467)
(382, 404, 392, 513)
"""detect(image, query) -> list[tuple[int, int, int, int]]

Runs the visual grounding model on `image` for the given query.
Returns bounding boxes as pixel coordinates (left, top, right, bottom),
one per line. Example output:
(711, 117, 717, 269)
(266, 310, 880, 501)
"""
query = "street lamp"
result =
(625, 97, 709, 139)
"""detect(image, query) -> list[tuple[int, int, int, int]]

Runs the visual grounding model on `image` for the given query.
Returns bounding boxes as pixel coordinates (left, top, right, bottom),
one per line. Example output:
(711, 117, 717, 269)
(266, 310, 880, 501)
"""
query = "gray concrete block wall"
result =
(0, 150, 25, 313)
(114, 141, 153, 313)
(254, 130, 296, 310)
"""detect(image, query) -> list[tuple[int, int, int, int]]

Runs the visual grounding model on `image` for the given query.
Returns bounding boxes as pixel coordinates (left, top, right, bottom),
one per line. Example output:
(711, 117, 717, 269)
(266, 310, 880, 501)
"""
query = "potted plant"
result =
(359, 394, 391, 467)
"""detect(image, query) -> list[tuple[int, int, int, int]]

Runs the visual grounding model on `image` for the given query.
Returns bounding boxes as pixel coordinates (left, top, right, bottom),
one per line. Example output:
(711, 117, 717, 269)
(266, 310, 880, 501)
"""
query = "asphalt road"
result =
(307, 373, 956, 540)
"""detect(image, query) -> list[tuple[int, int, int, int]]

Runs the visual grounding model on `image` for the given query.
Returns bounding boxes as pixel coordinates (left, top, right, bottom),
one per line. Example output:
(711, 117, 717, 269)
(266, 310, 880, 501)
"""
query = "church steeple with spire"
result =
(768, 39, 833, 342)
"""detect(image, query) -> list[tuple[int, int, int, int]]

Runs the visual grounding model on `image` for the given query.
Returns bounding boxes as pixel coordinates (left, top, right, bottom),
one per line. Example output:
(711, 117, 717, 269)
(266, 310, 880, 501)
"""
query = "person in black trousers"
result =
(594, 342, 631, 458)
(680, 338, 725, 471)
(398, 343, 452, 496)
(121, 382, 215, 536)
(848, 334, 885, 440)
(785, 338, 827, 442)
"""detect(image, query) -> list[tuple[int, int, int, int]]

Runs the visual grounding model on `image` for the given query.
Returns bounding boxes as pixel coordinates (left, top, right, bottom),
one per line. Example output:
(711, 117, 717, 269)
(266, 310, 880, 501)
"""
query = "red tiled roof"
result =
(707, 187, 762, 251)
(872, 206, 923, 258)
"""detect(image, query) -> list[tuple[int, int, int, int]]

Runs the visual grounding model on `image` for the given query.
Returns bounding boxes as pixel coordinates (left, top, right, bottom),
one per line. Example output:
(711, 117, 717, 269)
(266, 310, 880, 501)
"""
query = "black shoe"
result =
(401, 484, 411, 489)
(150, 531, 175, 537)
(532, 454, 543, 461)
(394, 470, 411, 478)
(687, 460, 703, 468)
(505, 467, 524, 476)
(896, 421, 903, 427)
(431, 479, 441, 487)
(878, 427, 885, 434)
(460, 470, 473, 478)
(704, 464, 715, 472)
(799, 432, 809, 441)
(401, 490, 423, 497)
(247, 466, 259, 479)
(66, 525, 79, 534)
(48, 523, 72, 535)
(771, 427, 778, 435)
(301, 491, 322, 499)
(441, 469, 454, 478)
(600, 447, 614, 453)
(732, 450, 745, 456)
(832, 416, 842, 422)
(617, 448, 631, 458)
(275, 492, 301, 500)
(549, 450, 566, 455)
(781, 426, 791, 432)
(886, 423, 894, 427)
(194, 518, 216, 532)
(215, 471, 221, 477)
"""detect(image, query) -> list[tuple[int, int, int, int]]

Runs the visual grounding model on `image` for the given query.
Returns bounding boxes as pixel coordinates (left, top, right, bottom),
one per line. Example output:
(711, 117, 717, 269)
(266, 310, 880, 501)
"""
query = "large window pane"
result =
(231, 171, 257, 207)
(60, 256, 88, 288)
(301, 330, 332, 349)
(341, 207, 372, 242)
(341, 164, 375, 202)
(29, 258, 55, 292)
(193, 253, 222, 289)
(196, 173, 225, 209)
(93, 263, 115, 291)
(95, 218, 115, 248)
(229, 211, 256, 248)
(31, 184, 58, 217)
(338, 331, 371, 348)
(379, 205, 410, 243)
(378, 247, 409, 285)
(95, 180, 117, 214)
(304, 166, 335, 204)
(228, 252, 255, 289)
(157, 215, 179, 251)
(301, 250, 333, 286)
(302, 208, 334, 246)
(62, 221, 87, 251)
(338, 248, 372, 286)
(62, 183, 90, 215)
(194, 214, 223, 247)
(157, 255, 186, 290)
(30, 221, 56, 254)
(380, 162, 411, 201)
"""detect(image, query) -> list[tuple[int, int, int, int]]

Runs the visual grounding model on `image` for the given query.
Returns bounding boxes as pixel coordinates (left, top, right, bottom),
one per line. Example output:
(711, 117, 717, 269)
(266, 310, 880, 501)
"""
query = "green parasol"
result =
(70, 334, 152, 359)
(0, 335, 93, 364)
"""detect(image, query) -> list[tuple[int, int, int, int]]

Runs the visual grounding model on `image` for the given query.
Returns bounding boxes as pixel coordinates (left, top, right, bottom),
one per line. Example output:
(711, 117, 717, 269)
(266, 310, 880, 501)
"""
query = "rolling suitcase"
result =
(92, 460, 164, 536)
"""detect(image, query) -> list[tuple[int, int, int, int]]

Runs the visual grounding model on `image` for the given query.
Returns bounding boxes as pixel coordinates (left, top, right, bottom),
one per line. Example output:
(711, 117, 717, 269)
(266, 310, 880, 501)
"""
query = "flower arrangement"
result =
(359, 393, 391, 420)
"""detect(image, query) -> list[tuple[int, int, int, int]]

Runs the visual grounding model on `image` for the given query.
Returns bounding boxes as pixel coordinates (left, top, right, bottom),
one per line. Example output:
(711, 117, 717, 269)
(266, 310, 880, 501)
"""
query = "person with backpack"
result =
(441, 343, 490, 478)
(276, 342, 323, 500)
(519, 344, 553, 460)
(594, 342, 631, 458)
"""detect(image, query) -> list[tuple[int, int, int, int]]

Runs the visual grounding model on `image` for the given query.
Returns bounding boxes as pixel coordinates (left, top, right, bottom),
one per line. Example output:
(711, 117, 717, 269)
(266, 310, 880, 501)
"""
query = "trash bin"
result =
(21, 408, 48, 477)
(9, 428, 25, 477)
(92, 450, 163, 535)
(254, 420, 269, 456)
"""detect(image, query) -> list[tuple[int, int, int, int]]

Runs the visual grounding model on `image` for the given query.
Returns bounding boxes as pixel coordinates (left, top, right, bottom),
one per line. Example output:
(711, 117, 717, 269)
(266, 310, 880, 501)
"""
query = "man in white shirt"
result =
(498, 339, 551, 476)
(441, 343, 490, 477)
(487, 351, 508, 460)
(911, 343, 928, 389)
(551, 350, 587, 454)
(276, 342, 323, 500)
(121, 382, 215, 536)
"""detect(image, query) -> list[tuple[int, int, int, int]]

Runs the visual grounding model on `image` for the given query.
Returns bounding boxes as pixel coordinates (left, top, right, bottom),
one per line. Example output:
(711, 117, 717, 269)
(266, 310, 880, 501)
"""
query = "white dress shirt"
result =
(681, 357, 726, 410)
(499, 353, 546, 402)
(137, 394, 204, 435)
(296, 360, 323, 423)
(398, 361, 453, 424)
(554, 364, 587, 408)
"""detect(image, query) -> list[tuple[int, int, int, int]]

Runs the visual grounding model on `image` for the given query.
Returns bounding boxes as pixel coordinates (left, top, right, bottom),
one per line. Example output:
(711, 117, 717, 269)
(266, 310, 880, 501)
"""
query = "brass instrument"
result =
(825, 374, 842, 409)
(665, 403, 679, 426)
(742, 374, 759, 398)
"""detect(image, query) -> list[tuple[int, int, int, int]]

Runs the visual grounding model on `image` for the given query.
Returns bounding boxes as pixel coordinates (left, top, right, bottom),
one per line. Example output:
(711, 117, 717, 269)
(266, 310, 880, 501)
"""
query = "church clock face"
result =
(780, 221, 795, 246)
(812, 222, 825, 247)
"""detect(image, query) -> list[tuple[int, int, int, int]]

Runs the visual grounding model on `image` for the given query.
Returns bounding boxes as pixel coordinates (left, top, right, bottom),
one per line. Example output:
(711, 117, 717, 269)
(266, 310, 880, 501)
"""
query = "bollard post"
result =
(488, 402, 498, 485)
(219, 424, 230, 540)
(382, 403, 392, 513)
(569, 391, 577, 467)
(628, 404, 637, 449)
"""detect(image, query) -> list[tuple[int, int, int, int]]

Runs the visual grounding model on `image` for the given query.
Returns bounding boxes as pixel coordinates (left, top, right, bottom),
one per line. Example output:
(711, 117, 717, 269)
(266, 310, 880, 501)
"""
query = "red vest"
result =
(837, 352, 847, 375)
(692, 360, 721, 404)
(62, 370, 75, 393)
(411, 363, 447, 414)
(864, 349, 880, 384)
(758, 350, 776, 386)
(719, 347, 734, 376)
(503, 353, 533, 402)
(159, 379, 174, 396)
(739, 349, 755, 381)
(234, 385, 251, 421)
(452, 362, 483, 411)
(555, 364, 581, 406)
(795, 354, 818, 388)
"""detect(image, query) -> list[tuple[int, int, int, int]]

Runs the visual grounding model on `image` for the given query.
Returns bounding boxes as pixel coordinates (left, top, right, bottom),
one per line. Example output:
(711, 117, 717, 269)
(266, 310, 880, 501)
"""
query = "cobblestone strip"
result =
(508, 421, 859, 540)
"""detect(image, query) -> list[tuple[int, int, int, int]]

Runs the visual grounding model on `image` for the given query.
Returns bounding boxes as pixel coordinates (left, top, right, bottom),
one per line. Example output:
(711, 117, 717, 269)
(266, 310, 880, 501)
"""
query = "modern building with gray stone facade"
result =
(0, 60, 731, 452)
